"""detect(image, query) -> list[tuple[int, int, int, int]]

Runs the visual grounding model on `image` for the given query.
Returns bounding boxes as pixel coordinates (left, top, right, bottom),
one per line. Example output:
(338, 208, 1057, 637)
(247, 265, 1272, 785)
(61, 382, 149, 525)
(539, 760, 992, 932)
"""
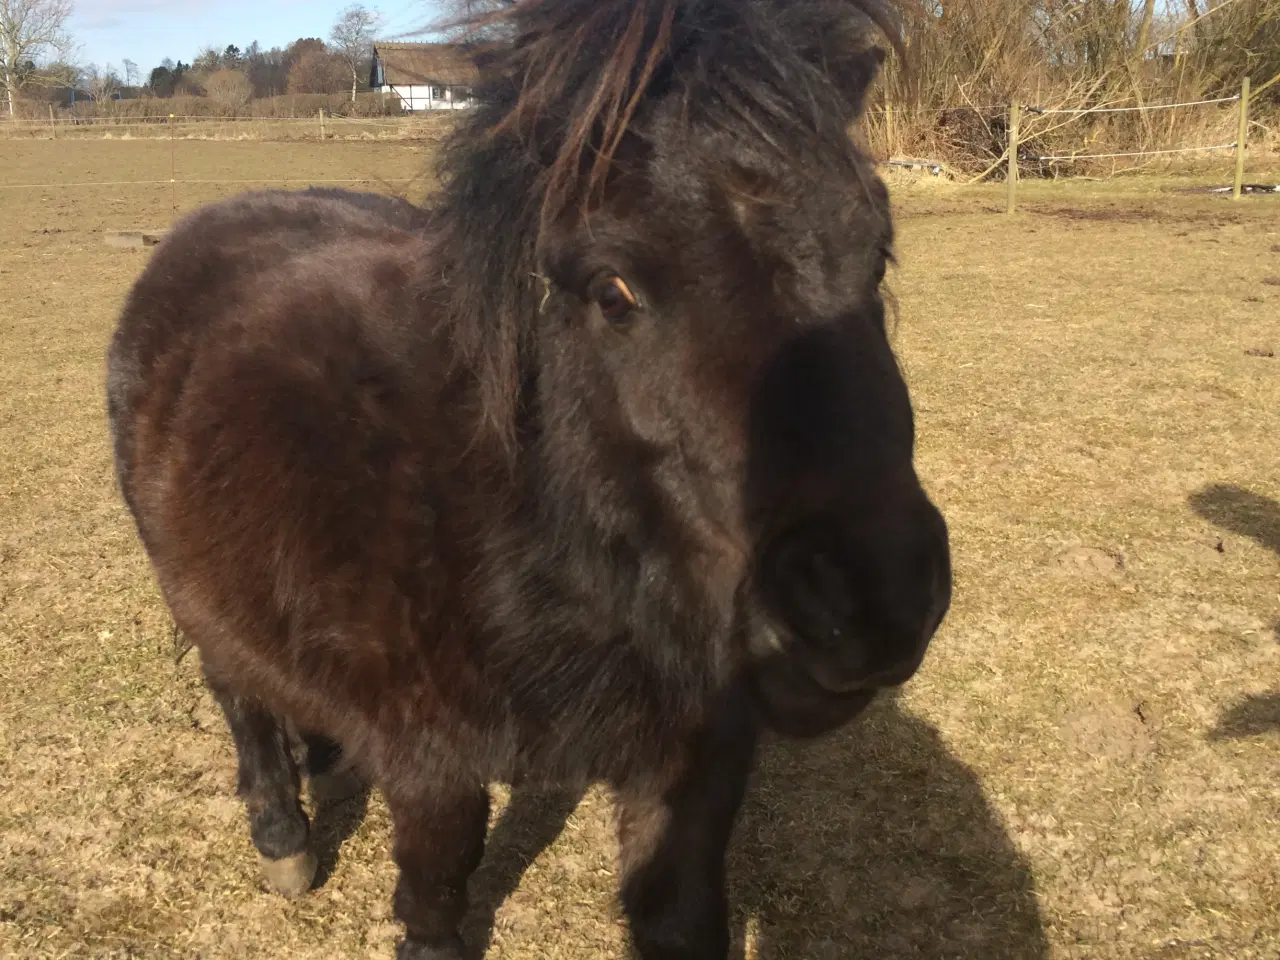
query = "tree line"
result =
(143, 36, 363, 106)
(881, 0, 1279, 110)
(1, 1, 381, 117)
(4, 0, 1277, 162)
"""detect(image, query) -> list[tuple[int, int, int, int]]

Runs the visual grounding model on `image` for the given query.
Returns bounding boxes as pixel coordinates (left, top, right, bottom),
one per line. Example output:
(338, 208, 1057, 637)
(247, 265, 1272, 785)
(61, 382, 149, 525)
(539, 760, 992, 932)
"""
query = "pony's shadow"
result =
(434, 696, 1048, 958)
(307, 774, 583, 953)
(310, 780, 373, 888)
(462, 785, 585, 956)
(728, 694, 1049, 959)
(1208, 694, 1280, 740)
(1188, 484, 1280, 735)
(1189, 484, 1280, 559)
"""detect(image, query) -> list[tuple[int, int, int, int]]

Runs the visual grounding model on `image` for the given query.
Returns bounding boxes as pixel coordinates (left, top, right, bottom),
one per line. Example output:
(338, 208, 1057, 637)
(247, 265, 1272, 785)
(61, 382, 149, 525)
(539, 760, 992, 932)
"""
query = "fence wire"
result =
(1026, 94, 1241, 116)
(0, 91, 1257, 203)
(1034, 142, 1238, 162)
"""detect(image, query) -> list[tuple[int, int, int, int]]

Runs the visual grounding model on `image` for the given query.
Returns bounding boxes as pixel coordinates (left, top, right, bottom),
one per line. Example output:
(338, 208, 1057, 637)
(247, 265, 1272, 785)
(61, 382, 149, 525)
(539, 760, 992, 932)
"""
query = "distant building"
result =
(369, 42, 480, 112)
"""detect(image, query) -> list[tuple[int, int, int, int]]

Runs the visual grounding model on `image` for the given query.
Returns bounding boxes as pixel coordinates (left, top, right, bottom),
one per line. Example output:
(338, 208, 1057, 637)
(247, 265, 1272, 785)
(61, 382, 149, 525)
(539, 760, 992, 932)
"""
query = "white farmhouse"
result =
(369, 42, 480, 112)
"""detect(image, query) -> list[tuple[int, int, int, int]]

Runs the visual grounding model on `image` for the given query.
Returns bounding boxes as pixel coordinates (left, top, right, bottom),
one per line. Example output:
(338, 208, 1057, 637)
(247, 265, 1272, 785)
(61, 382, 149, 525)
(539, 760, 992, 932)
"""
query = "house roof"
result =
(372, 42, 481, 88)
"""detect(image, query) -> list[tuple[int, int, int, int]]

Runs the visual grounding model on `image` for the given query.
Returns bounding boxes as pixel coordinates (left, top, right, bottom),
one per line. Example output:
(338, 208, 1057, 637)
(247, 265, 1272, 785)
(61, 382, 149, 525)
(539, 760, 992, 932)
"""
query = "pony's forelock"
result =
(428, 0, 900, 458)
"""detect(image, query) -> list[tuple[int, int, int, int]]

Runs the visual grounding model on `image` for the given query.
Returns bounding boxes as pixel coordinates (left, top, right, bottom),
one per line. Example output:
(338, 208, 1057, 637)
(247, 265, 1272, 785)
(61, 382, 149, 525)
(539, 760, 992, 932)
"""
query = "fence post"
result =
(169, 114, 176, 215)
(1232, 76, 1250, 200)
(884, 102, 894, 160)
(49, 104, 56, 139)
(319, 108, 326, 141)
(1005, 100, 1021, 214)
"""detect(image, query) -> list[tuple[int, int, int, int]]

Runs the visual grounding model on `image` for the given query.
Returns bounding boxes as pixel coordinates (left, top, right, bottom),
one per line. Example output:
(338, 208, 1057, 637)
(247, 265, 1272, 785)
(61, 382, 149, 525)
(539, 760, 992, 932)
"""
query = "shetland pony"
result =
(106, 0, 952, 956)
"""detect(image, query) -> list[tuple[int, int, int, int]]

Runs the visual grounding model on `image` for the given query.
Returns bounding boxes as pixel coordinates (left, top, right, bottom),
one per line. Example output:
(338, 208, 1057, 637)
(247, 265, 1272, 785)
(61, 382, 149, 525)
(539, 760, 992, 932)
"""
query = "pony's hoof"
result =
(310, 768, 365, 805)
(260, 850, 317, 898)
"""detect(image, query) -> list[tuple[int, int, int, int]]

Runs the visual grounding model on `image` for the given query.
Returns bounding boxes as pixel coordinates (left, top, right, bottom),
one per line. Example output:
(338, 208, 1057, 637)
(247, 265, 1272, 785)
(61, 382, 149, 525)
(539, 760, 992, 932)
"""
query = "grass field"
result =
(1, 139, 1278, 960)
(0, 114, 460, 144)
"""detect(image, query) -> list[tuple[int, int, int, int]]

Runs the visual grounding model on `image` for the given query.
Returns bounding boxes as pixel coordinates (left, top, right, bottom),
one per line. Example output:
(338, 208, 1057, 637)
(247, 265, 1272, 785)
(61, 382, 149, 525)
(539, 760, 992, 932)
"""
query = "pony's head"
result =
(438, 0, 950, 733)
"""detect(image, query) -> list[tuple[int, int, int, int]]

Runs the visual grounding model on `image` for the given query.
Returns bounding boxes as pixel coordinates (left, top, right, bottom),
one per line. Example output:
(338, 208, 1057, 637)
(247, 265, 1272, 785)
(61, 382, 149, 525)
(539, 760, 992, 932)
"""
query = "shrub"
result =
(204, 70, 252, 114)
(286, 50, 348, 96)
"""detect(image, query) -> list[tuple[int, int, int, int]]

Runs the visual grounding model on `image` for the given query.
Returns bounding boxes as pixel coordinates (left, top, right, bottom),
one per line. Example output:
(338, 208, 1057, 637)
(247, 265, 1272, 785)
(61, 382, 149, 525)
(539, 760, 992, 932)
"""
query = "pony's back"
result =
(105, 188, 478, 757)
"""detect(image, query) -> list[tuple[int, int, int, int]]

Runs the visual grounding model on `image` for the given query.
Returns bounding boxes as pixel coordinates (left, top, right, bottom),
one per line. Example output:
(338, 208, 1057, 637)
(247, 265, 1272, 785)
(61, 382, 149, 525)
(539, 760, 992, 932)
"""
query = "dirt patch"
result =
(1036, 204, 1166, 223)
(1051, 545, 1125, 579)
(1031, 203, 1249, 227)
(1061, 699, 1157, 763)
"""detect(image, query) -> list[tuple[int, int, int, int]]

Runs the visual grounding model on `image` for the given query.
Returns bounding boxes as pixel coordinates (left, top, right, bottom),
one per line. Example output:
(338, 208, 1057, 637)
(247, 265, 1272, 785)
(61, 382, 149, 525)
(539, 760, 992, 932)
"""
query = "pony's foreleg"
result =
(614, 691, 759, 960)
(204, 669, 316, 897)
(386, 777, 490, 960)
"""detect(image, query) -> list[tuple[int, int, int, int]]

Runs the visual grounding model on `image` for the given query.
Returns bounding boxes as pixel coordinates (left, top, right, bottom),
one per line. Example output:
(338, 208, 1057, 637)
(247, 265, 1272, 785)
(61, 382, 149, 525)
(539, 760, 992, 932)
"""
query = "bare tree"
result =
(436, 0, 517, 39)
(204, 67, 252, 113)
(82, 61, 119, 103)
(191, 45, 222, 75)
(329, 3, 381, 103)
(121, 57, 138, 88)
(0, 0, 74, 118)
(286, 47, 347, 95)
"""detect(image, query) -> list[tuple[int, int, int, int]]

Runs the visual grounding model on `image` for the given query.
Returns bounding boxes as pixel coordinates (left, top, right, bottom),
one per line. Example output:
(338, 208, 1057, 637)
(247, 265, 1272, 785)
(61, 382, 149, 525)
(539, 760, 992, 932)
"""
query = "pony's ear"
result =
(768, 0, 897, 119)
(823, 42, 886, 119)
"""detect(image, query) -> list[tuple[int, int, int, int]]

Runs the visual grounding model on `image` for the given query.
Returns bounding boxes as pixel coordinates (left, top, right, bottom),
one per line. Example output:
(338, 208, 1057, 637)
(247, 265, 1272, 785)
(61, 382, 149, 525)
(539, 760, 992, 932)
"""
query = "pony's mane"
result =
(428, 0, 901, 457)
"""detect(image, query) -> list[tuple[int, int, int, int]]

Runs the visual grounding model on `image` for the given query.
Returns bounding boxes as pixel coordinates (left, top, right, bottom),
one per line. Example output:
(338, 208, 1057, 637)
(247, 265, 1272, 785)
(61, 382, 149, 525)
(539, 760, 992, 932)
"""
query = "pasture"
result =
(2, 138, 1278, 959)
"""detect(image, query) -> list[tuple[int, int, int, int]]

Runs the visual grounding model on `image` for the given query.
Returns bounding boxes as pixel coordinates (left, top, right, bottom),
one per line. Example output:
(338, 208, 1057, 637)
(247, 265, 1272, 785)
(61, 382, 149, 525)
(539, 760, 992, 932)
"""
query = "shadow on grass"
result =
(303, 771, 585, 953)
(310, 780, 373, 889)
(302, 770, 584, 953)
(1208, 694, 1280, 740)
(296, 734, 375, 890)
(1189, 484, 1280, 734)
(1188, 484, 1280, 559)
(464, 786, 583, 955)
(299, 700, 1049, 958)
(454, 697, 1050, 958)
(731, 695, 1049, 959)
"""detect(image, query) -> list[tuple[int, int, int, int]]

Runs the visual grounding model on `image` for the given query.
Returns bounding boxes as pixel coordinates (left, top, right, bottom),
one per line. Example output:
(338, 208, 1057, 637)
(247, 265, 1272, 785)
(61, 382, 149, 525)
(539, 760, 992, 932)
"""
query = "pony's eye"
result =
(596, 276, 639, 326)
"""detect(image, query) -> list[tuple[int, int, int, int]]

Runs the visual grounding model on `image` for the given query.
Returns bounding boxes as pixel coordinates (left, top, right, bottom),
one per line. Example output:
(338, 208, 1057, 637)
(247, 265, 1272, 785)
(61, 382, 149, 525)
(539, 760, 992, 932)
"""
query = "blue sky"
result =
(69, 0, 445, 76)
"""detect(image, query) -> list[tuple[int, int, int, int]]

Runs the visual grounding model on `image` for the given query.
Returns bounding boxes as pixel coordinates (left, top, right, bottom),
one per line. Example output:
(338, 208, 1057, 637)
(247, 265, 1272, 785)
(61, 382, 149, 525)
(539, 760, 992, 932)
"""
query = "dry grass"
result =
(2, 140, 1279, 960)
(0, 114, 462, 144)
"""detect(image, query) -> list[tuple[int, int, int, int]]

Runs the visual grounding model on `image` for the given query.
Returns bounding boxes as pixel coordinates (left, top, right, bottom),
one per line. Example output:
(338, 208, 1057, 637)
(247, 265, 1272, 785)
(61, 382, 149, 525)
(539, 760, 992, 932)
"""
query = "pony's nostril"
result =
(805, 549, 856, 623)
(763, 526, 860, 646)
(760, 500, 950, 672)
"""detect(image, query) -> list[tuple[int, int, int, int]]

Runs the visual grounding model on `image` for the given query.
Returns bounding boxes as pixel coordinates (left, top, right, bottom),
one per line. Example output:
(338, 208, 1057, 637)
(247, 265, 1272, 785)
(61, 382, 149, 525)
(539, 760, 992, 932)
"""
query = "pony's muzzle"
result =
(756, 492, 952, 695)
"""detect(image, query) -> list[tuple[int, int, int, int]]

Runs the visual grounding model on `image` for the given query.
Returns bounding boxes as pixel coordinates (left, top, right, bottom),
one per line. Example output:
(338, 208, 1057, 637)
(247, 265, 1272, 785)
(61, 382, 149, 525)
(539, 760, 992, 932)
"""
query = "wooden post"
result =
(1232, 76, 1250, 200)
(49, 104, 56, 138)
(319, 108, 326, 141)
(1005, 100, 1021, 214)
(169, 114, 176, 215)
(884, 102, 894, 160)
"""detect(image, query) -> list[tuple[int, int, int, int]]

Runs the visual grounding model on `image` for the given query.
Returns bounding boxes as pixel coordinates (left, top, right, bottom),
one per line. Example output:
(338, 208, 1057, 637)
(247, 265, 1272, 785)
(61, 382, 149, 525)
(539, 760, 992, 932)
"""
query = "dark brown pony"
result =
(106, 0, 952, 956)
